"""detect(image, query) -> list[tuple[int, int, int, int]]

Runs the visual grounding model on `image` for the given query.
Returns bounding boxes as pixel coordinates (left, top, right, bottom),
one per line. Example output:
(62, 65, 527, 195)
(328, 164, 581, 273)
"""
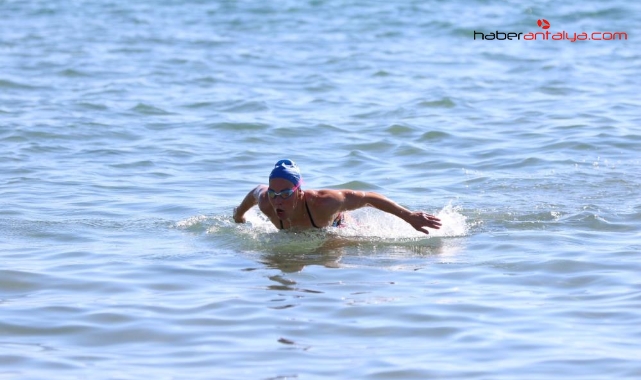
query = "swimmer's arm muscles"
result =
(340, 190, 441, 234)
(340, 191, 411, 220)
(233, 185, 267, 223)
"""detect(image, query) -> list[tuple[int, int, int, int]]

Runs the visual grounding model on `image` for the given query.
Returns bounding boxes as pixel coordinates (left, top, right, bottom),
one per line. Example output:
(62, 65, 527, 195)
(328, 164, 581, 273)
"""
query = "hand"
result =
(407, 211, 442, 234)
(233, 207, 246, 223)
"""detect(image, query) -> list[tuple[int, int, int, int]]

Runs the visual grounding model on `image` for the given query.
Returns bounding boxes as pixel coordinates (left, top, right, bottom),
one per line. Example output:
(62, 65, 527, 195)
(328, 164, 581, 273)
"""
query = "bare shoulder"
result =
(255, 186, 272, 210)
(316, 189, 366, 200)
(301, 189, 335, 209)
(306, 189, 364, 212)
(312, 188, 339, 196)
(307, 189, 343, 202)
(254, 184, 269, 195)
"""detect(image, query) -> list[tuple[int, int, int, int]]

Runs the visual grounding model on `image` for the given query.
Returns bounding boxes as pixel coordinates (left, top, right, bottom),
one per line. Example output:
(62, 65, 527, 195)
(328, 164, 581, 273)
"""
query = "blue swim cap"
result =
(269, 159, 302, 186)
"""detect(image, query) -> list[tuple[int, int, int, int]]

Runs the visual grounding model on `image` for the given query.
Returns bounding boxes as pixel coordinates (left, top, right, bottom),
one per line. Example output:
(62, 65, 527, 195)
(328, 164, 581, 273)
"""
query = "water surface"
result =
(1, 0, 640, 379)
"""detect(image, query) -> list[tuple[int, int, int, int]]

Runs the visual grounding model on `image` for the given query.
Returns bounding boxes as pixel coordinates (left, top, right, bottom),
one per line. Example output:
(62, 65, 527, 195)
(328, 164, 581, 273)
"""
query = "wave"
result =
(174, 203, 468, 255)
(173, 203, 469, 272)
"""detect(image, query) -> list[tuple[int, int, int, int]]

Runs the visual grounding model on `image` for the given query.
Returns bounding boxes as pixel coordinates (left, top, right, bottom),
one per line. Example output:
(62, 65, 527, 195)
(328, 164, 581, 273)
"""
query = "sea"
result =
(1, 0, 640, 379)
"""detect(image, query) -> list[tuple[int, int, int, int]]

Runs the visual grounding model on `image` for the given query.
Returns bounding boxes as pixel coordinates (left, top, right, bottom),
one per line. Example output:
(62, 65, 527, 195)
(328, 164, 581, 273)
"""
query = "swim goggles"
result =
(267, 183, 301, 199)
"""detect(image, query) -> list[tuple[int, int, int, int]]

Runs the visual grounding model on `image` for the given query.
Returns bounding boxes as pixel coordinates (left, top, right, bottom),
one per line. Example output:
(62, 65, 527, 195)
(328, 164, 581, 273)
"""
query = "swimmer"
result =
(233, 159, 442, 234)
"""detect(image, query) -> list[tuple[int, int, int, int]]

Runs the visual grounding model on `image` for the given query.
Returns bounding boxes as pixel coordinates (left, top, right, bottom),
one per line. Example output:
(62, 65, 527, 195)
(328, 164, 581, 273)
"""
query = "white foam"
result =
(432, 203, 469, 237)
(333, 202, 468, 239)
(236, 202, 468, 240)
(175, 203, 468, 244)
(174, 214, 209, 229)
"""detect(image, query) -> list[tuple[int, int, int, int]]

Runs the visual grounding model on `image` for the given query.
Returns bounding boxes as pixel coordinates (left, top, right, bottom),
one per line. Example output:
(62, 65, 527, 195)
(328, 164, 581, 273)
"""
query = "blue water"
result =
(2, 1, 640, 379)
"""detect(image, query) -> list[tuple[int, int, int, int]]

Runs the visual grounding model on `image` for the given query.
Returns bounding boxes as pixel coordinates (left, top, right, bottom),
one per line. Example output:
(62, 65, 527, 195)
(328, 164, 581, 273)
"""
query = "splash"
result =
(174, 210, 329, 253)
(173, 204, 470, 267)
(333, 202, 468, 239)
(173, 215, 212, 232)
(433, 203, 469, 237)
(175, 202, 468, 241)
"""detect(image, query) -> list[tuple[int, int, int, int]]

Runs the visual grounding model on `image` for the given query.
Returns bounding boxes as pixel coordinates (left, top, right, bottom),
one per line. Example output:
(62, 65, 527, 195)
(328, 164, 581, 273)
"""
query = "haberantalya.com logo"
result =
(474, 19, 628, 42)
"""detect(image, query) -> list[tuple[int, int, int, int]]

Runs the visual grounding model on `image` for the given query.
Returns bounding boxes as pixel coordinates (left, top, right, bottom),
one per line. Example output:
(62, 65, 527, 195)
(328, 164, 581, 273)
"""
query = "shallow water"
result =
(2, 0, 640, 379)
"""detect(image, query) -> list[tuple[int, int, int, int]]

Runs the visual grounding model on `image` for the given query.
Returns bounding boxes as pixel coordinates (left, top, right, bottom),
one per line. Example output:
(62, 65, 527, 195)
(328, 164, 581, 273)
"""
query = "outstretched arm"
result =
(341, 190, 442, 234)
(233, 185, 266, 223)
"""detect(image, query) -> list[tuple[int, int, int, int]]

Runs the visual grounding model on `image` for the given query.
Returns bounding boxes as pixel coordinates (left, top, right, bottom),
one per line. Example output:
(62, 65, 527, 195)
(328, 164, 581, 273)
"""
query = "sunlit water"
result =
(2, 0, 640, 379)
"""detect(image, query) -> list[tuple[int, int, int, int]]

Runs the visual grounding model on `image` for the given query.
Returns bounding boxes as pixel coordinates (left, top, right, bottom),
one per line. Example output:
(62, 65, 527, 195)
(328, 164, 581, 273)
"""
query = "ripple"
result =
(0, 79, 38, 89)
(330, 180, 381, 190)
(130, 103, 173, 115)
(221, 100, 269, 113)
(205, 122, 270, 132)
(384, 124, 415, 135)
(343, 141, 396, 153)
(2, 0, 641, 378)
(0, 270, 51, 294)
(57, 68, 89, 77)
(393, 143, 427, 156)
(418, 130, 452, 142)
(415, 97, 456, 108)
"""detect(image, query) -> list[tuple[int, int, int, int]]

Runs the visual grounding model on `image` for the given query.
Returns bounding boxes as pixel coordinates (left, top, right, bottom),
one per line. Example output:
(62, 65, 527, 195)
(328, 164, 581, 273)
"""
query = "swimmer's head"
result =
(269, 159, 301, 186)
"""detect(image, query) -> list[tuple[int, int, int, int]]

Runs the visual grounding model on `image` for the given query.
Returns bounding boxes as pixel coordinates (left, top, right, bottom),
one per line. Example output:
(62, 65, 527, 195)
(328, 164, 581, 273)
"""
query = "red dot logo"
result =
(537, 19, 550, 29)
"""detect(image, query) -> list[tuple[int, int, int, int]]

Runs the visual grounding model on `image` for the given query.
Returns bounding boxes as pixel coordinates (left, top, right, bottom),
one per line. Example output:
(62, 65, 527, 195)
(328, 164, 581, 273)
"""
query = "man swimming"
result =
(233, 159, 442, 234)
